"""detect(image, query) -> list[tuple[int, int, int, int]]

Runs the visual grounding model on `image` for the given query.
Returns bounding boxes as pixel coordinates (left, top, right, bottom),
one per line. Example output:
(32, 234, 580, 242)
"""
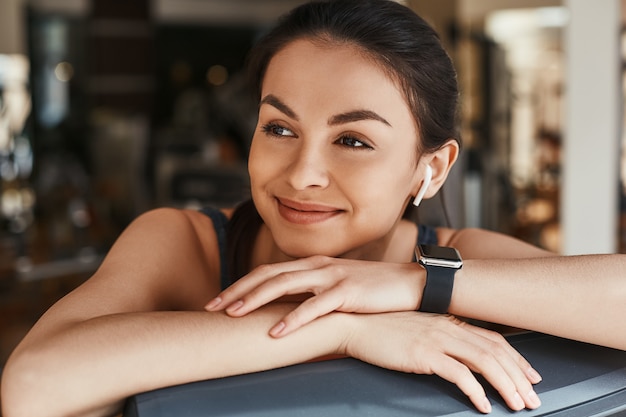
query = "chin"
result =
(275, 237, 344, 259)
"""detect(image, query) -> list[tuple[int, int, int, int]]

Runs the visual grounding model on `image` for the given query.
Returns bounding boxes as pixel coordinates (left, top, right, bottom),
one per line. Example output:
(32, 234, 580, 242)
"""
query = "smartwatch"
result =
(415, 244, 463, 314)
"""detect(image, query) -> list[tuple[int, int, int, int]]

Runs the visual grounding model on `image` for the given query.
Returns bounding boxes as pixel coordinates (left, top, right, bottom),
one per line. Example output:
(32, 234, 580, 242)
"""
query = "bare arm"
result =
(1, 208, 349, 417)
(4, 304, 547, 417)
(2, 305, 347, 417)
(445, 227, 626, 350)
(451, 256, 626, 350)
(210, 227, 626, 350)
(2, 212, 543, 416)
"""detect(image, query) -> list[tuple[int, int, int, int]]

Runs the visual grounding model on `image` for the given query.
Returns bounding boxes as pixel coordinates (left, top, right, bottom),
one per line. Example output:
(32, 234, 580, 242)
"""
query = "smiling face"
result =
(248, 38, 425, 260)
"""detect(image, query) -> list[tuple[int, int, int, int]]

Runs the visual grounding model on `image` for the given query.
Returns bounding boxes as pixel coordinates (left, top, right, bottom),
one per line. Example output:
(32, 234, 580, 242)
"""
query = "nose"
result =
(286, 142, 330, 190)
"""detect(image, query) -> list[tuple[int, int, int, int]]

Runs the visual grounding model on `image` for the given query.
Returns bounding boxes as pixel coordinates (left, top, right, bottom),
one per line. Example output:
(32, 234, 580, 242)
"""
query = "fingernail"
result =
(527, 389, 542, 408)
(205, 297, 222, 310)
(482, 397, 492, 414)
(226, 300, 244, 313)
(270, 321, 286, 338)
(527, 367, 542, 383)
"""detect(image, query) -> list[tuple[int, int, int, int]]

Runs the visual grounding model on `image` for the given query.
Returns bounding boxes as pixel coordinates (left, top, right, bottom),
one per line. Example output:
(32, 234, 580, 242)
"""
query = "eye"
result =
(336, 135, 373, 150)
(261, 122, 296, 138)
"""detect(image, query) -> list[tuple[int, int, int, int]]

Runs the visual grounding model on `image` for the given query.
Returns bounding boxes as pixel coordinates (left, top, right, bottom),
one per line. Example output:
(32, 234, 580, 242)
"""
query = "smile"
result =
(276, 198, 343, 225)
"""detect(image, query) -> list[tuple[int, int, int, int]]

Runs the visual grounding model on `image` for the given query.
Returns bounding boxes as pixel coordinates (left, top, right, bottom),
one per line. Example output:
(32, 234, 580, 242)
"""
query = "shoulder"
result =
(126, 207, 231, 247)
(91, 207, 232, 310)
(132, 206, 230, 228)
(127, 206, 229, 276)
(435, 226, 554, 259)
(18, 207, 234, 336)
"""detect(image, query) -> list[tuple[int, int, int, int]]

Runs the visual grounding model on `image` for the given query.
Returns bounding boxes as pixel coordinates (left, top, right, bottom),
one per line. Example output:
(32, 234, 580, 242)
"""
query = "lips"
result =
(276, 197, 343, 225)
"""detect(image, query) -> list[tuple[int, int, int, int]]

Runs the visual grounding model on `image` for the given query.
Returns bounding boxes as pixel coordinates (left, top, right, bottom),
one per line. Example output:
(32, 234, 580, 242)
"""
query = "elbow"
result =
(2, 350, 36, 417)
(2, 346, 122, 417)
(2, 349, 50, 417)
(2, 348, 76, 417)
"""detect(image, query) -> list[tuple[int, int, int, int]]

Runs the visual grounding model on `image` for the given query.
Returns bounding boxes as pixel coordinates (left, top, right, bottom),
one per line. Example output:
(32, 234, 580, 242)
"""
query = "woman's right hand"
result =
(206, 256, 425, 336)
(340, 311, 542, 414)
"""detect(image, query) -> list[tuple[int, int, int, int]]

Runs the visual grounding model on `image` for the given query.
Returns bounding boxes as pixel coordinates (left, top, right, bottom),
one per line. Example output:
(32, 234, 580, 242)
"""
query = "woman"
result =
(2, 1, 624, 416)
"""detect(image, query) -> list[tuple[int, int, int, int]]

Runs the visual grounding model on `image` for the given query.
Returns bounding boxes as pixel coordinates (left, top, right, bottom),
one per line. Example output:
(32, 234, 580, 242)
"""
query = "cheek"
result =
(248, 136, 277, 183)
(248, 139, 270, 205)
(247, 139, 262, 181)
(347, 157, 415, 199)
(351, 160, 416, 221)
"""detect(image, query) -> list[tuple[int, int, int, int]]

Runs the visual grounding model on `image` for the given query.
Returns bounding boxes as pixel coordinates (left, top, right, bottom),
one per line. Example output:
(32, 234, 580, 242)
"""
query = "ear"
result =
(411, 140, 459, 204)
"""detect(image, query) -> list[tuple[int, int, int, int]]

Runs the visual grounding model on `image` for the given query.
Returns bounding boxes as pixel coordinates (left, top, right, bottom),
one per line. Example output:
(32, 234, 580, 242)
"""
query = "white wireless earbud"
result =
(412, 164, 432, 207)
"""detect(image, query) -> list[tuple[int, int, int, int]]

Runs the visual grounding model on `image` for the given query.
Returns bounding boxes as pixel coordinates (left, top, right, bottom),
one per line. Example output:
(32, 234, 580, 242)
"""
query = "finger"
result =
(226, 267, 335, 316)
(439, 330, 523, 411)
(221, 273, 311, 316)
(482, 336, 541, 409)
(205, 258, 321, 311)
(449, 327, 541, 410)
(204, 265, 279, 310)
(426, 354, 492, 414)
(467, 326, 542, 384)
(462, 325, 542, 410)
(269, 289, 346, 337)
(455, 341, 526, 411)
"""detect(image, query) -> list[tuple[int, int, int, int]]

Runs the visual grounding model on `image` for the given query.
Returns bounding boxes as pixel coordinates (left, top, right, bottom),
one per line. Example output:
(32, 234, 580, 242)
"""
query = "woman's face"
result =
(249, 39, 423, 259)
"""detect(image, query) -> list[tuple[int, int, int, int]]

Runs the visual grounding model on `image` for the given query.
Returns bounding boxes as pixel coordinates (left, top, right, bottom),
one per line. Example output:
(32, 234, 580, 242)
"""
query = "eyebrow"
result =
(328, 110, 391, 127)
(260, 94, 299, 121)
(260, 94, 392, 127)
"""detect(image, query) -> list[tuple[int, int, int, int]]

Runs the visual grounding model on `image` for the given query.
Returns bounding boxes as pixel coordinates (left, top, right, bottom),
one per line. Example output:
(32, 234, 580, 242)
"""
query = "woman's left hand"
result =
(205, 255, 425, 337)
(342, 311, 543, 413)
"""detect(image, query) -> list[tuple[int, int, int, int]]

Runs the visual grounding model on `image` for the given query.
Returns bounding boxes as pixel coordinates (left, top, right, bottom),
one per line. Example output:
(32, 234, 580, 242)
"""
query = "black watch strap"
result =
(419, 264, 455, 314)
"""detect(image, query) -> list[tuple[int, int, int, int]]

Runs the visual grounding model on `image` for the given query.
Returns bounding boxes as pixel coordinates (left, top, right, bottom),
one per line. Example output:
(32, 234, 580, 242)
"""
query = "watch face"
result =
(417, 244, 463, 268)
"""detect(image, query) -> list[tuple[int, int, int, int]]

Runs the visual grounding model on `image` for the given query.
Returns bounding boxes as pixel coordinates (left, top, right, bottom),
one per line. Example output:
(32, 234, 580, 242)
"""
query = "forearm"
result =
(2, 305, 348, 417)
(451, 255, 626, 350)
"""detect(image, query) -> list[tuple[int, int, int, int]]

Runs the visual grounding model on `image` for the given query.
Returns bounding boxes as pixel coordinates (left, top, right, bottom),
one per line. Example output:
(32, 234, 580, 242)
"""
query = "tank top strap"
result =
(198, 207, 230, 290)
(417, 224, 438, 245)
(413, 224, 439, 262)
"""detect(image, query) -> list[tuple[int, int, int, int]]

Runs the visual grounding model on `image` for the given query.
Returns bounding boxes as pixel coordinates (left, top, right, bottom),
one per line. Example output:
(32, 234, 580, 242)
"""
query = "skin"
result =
(3, 38, 626, 417)
(248, 39, 424, 262)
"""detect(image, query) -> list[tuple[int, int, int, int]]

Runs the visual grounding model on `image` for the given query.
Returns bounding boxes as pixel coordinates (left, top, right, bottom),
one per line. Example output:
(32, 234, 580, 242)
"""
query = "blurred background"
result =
(0, 0, 625, 368)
